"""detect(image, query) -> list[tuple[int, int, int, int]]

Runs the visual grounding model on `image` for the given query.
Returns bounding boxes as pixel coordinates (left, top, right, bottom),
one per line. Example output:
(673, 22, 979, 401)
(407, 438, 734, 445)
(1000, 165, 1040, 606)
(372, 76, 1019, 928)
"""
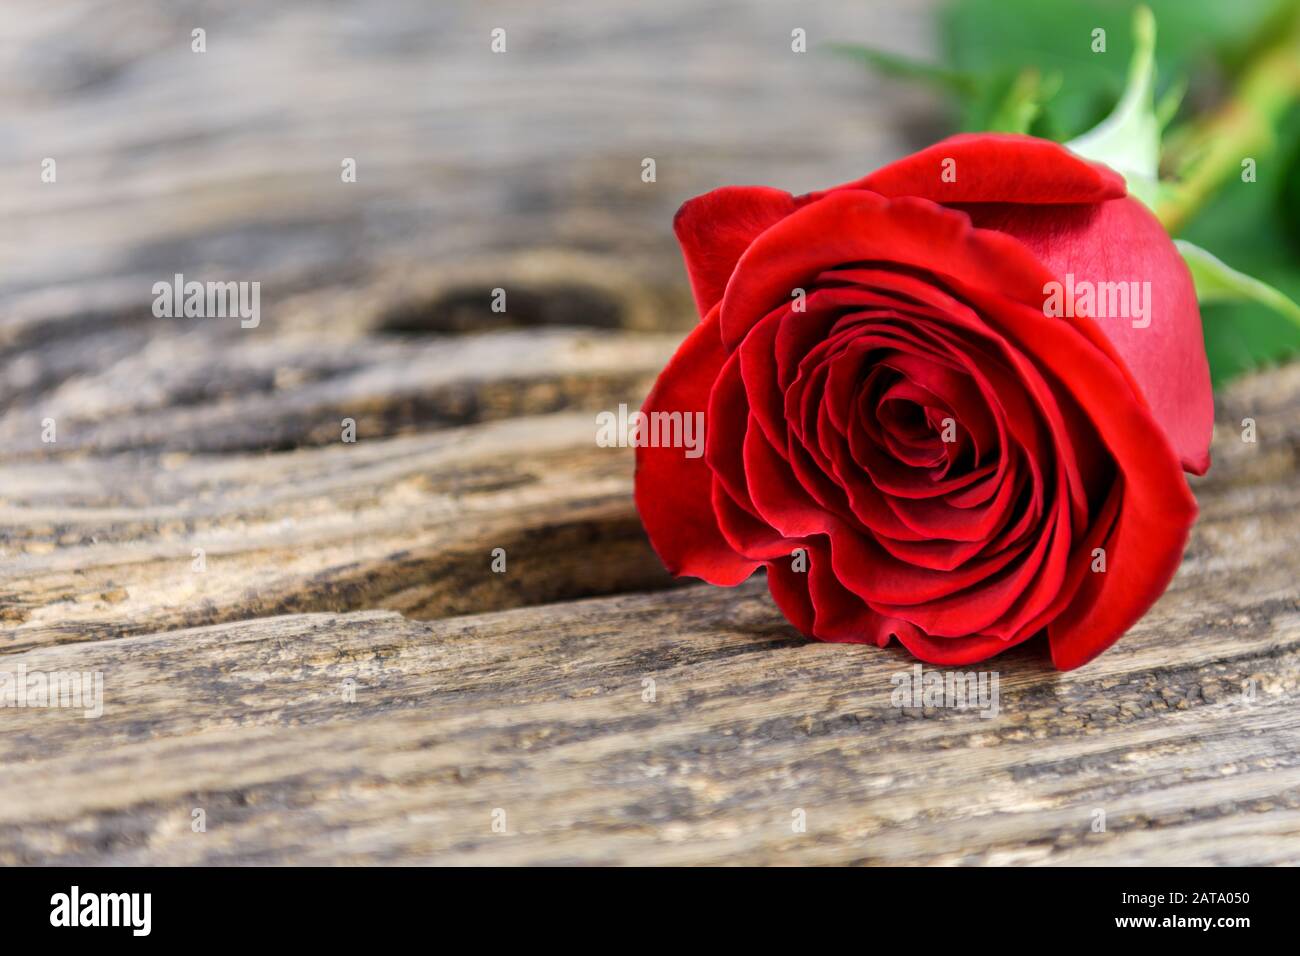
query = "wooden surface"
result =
(1, 0, 1298, 866)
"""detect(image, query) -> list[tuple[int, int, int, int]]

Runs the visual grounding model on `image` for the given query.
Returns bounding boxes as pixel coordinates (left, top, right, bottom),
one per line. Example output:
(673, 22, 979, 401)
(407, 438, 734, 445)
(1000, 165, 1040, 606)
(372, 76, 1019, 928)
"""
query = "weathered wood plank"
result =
(0, 566, 1294, 865)
(0, 326, 678, 458)
(0, 410, 677, 649)
(0, 0, 939, 323)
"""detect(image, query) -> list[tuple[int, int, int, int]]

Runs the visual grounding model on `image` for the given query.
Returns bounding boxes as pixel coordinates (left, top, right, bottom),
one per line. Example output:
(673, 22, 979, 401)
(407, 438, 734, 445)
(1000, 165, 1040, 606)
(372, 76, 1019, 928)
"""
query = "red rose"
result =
(634, 134, 1211, 669)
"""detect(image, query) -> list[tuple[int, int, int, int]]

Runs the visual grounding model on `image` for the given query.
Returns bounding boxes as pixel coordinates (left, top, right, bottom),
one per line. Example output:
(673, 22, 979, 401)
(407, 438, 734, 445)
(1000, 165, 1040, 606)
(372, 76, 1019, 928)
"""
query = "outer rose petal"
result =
(720, 190, 1051, 349)
(962, 197, 1213, 475)
(949, 285, 1198, 669)
(672, 136, 1126, 316)
(826, 133, 1127, 205)
(895, 627, 1033, 667)
(673, 186, 802, 317)
(634, 307, 760, 585)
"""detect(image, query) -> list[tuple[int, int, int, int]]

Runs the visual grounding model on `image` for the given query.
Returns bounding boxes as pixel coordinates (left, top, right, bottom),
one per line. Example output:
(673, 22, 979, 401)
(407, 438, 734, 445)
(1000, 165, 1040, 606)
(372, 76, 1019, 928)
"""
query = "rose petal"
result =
(962, 197, 1213, 475)
(720, 191, 1052, 350)
(894, 627, 1033, 666)
(824, 133, 1127, 206)
(944, 287, 1197, 669)
(634, 307, 759, 584)
(673, 186, 803, 317)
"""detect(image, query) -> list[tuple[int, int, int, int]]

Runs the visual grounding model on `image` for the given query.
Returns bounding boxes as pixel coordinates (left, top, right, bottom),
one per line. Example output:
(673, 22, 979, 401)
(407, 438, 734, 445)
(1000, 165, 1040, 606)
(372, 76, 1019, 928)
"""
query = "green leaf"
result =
(1176, 239, 1300, 328)
(985, 67, 1061, 133)
(1065, 6, 1161, 206)
(939, 0, 1282, 140)
(1176, 235, 1300, 383)
(1199, 296, 1300, 384)
(1154, 74, 1187, 130)
(1175, 102, 1300, 382)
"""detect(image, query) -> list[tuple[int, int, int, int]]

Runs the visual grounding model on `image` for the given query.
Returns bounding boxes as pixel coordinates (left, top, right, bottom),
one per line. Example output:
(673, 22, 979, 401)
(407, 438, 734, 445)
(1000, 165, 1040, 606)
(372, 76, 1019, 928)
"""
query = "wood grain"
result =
(0, 410, 677, 650)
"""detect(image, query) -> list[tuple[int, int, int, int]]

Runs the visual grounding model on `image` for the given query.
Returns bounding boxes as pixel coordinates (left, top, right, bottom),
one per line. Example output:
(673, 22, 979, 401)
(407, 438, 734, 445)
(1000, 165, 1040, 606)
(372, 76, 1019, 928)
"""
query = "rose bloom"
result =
(634, 134, 1211, 669)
